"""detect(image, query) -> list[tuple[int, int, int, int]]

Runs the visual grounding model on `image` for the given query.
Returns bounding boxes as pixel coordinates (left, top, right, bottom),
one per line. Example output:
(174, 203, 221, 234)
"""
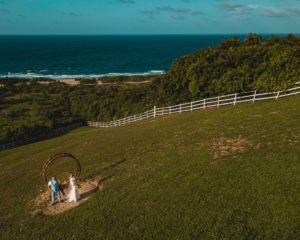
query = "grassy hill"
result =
(0, 95, 300, 240)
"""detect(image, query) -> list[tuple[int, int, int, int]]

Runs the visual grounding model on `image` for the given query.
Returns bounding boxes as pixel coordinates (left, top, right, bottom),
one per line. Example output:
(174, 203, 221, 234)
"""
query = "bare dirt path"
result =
(32, 178, 102, 216)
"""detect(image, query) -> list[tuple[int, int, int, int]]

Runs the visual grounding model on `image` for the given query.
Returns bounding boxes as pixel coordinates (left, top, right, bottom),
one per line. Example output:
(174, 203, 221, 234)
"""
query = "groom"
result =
(48, 176, 61, 205)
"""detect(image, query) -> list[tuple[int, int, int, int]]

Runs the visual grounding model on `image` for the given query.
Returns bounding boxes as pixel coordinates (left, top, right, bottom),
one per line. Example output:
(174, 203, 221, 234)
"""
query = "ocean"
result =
(0, 34, 279, 79)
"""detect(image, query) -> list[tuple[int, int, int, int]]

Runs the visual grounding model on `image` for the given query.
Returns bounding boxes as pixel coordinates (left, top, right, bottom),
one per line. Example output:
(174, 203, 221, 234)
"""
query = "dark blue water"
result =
(0, 34, 271, 78)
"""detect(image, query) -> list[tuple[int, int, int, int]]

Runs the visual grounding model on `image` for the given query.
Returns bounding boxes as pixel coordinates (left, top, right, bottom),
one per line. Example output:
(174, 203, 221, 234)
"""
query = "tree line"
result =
(0, 34, 299, 144)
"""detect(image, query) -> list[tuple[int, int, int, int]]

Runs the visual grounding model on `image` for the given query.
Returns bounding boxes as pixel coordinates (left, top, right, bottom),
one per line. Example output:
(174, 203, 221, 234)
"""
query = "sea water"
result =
(0, 34, 280, 79)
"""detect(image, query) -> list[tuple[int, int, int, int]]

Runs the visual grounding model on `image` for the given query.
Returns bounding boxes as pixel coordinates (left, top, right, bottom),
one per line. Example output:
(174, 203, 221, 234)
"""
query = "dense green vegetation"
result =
(0, 80, 83, 144)
(0, 95, 299, 239)
(1, 34, 299, 143)
(165, 34, 300, 98)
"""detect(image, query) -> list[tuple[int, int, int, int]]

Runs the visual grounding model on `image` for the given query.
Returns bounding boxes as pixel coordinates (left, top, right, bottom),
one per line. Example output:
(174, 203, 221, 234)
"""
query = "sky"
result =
(0, 0, 299, 34)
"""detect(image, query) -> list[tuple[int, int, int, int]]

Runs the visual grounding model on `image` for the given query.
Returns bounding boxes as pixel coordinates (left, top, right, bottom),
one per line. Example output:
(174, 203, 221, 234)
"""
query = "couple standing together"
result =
(48, 172, 80, 205)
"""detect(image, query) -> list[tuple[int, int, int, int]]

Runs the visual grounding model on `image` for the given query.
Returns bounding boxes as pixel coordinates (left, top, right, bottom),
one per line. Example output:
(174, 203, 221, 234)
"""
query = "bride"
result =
(68, 172, 80, 202)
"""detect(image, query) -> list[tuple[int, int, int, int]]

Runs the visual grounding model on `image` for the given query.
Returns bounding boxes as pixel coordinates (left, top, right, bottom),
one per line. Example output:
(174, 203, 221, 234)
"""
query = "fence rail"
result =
(0, 122, 84, 151)
(2, 83, 300, 151)
(88, 82, 300, 128)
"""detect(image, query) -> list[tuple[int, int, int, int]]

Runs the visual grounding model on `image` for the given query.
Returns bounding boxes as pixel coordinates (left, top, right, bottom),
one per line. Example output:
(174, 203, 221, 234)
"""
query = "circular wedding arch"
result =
(42, 153, 81, 185)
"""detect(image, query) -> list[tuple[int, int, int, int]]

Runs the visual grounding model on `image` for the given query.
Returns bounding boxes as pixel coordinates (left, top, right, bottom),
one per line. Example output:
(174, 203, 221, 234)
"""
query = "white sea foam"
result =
(0, 70, 165, 79)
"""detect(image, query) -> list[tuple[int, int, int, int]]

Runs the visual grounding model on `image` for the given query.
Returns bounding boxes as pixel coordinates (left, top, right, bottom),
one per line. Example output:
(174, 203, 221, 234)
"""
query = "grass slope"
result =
(0, 96, 300, 240)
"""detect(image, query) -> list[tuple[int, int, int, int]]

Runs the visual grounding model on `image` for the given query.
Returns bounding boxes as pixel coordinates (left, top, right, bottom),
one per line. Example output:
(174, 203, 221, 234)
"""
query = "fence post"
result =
(203, 99, 206, 109)
(179, 104, 182, 114)
(154, 106, 156, 118)
(253, 90, 257, 103)
(191, 102, 193, 112)
(276, 91, 280, 100)
(234, 93, 237, 106)
(217, 96, 220, 108)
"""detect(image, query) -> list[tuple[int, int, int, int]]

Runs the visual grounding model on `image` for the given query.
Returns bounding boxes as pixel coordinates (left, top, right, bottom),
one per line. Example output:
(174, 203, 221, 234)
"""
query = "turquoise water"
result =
(0, 34, 277, 78)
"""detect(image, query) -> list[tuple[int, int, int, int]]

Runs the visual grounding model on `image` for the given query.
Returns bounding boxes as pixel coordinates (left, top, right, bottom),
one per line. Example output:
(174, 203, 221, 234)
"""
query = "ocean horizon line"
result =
(1, 34, 297, 79)
(0, 33, 297, 37)
(0, 70, 165, 79)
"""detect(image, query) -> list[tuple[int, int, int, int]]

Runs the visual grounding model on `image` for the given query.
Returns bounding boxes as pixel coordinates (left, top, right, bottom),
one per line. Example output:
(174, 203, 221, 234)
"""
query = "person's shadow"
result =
(76, 158, 126, 201)
(78, 174, 115, 200)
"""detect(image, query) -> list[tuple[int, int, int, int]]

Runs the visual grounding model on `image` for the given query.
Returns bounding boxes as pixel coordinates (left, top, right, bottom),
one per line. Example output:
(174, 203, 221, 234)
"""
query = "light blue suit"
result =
(48, 179, 61, 204)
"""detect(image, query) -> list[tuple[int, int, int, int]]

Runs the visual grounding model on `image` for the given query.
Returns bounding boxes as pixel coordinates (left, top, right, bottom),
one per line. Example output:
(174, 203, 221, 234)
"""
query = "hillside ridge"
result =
(1, 94, 299, 239)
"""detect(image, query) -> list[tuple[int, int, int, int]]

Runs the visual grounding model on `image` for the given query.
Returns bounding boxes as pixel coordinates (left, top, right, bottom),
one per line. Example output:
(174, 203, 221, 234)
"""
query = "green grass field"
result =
(0, 96, 300, 240)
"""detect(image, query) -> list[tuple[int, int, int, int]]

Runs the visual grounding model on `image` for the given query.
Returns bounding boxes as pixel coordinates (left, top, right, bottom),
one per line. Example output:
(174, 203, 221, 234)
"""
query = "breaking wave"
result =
(0, 70, 165, 79)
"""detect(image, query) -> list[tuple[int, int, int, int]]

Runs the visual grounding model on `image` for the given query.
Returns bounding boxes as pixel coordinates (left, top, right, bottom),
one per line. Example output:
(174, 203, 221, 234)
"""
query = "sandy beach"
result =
(57, 78, 79, 86)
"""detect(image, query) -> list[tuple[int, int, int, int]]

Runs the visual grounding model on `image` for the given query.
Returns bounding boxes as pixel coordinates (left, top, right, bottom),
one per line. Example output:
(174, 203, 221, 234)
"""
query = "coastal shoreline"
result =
(0, 76, 154, 86)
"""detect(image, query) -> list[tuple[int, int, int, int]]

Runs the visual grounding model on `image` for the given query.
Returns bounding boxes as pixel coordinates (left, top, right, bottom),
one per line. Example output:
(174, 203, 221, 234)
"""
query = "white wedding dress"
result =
(68, 177, 80, 202)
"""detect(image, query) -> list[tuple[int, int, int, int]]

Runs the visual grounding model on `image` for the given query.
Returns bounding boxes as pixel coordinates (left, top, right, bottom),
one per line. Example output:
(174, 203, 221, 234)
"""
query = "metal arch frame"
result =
(43, 153, 81, 185)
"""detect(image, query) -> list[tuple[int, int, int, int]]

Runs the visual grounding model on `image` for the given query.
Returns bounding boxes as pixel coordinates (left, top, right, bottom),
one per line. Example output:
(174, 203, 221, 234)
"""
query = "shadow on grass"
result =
(79, 183, 100, 200)
(99, 174, 115, 184)
(100, 158, 127, 172)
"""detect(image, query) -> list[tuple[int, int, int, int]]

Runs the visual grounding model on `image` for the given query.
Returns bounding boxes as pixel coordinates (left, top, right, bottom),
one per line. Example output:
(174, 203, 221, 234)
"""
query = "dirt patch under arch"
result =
(31, 178, 102, 216)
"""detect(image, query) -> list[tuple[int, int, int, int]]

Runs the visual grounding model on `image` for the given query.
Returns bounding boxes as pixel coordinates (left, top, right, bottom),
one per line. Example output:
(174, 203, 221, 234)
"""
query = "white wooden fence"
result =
(88, 82, 300, 128)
